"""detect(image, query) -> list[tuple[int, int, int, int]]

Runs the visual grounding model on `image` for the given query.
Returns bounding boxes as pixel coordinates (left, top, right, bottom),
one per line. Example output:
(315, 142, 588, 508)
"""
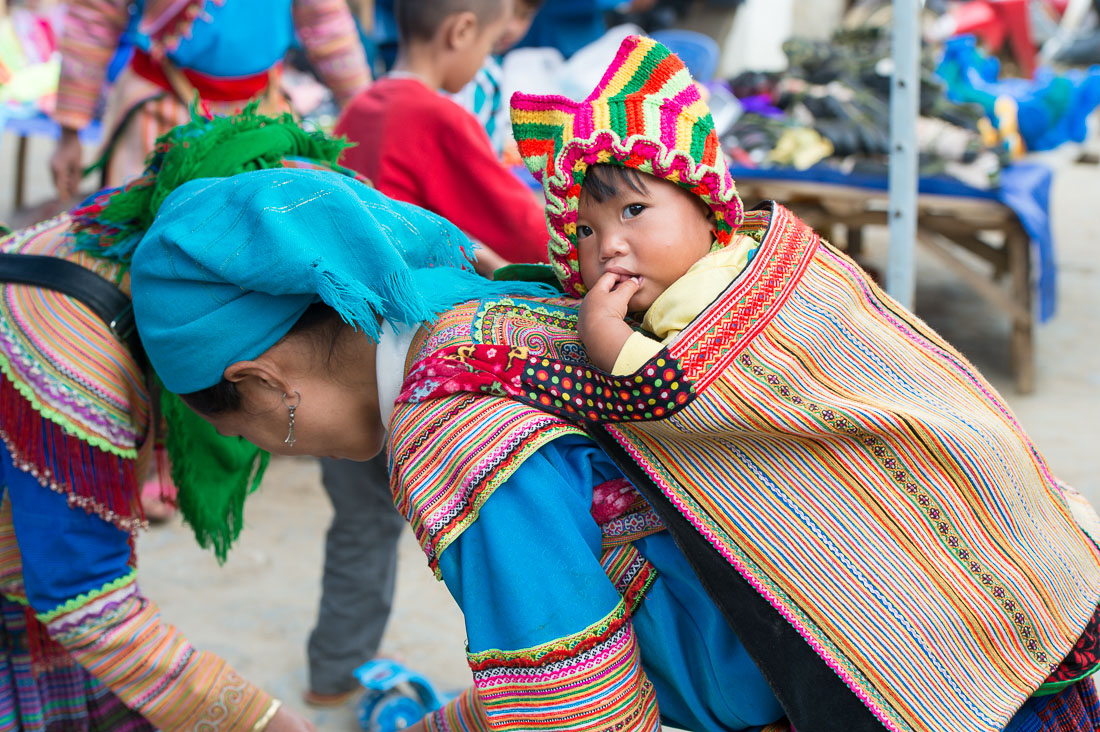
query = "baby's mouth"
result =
(605, 268, 638, 285)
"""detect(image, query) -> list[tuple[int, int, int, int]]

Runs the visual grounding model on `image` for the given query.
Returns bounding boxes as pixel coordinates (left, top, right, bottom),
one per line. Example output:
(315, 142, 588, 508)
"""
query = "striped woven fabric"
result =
(511, 34, 742, 297)
(0, 216, 147, 531)
(605, 202, 1100, 732)
(0, 595, 154, 732)
(424, 688, 492, 732)
(392, 201, 1100, 732)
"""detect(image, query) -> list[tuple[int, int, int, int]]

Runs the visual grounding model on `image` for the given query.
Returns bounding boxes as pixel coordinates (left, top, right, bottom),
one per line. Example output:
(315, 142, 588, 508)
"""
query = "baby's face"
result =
(576, 173, 714, 312)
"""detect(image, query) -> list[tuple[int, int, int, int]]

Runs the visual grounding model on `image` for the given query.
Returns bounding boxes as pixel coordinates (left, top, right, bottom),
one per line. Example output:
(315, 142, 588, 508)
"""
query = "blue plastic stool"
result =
(650, 29, 721, 84)
(353, 659, 454, 732)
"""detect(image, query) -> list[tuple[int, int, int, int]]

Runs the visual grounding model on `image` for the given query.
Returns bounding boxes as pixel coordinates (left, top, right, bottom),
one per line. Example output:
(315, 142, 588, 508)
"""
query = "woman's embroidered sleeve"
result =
(292, 0, 371, 105)
(6, 462, 275, 732)
(45, 582, 276, 731)
(424, 603, 657, 732)
(55, 0, 131, 130)
(434, 437, 661, 732)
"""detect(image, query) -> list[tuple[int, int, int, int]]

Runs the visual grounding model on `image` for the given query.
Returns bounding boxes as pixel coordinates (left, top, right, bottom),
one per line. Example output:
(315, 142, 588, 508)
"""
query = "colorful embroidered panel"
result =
(0, 217, 147, 531)
(603, 206, 1100, 732)
(423, 687, 492, 732)
(593, 479, 665, 551)
(466, 601, 660, 732)
(599, 544, 657, 615)
(392, 299, 588, 575)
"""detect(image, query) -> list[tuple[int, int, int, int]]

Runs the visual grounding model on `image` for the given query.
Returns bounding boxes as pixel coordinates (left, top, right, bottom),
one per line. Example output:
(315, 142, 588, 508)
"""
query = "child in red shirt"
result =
(335, 0, 548, 275)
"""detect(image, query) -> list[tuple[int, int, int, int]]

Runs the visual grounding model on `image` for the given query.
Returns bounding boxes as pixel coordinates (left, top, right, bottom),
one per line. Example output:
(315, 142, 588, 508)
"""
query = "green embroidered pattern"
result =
(36, 570, 137, 623)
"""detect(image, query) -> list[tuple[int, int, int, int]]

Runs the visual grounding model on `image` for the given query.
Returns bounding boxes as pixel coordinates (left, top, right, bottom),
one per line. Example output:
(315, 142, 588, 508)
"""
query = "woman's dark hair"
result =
(580, 164, 649, 204)
(180, 301, 346, 415)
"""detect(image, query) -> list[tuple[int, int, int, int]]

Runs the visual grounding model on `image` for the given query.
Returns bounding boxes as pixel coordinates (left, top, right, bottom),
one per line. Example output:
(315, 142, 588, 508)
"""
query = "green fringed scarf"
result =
(71, 102, 353, 264)
(160, 388, 269, 563)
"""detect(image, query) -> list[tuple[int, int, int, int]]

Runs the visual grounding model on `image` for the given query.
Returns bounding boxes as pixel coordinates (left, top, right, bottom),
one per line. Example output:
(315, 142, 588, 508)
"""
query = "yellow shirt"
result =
(612, 234, 758, 375)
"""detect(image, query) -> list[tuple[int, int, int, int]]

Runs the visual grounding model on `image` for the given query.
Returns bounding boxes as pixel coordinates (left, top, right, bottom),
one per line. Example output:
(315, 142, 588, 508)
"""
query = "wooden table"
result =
(735, 178, 1035, 393)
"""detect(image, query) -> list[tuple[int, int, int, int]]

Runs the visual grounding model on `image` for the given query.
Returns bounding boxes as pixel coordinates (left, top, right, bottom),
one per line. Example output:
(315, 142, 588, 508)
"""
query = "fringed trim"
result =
(142, 0, 227, 60)
(0, 372, 145, 534)
(0, 347, 138, 460)
(315, 267, 385, 341)
(315, 266, 557, 344)
(24, 603, 74, 675)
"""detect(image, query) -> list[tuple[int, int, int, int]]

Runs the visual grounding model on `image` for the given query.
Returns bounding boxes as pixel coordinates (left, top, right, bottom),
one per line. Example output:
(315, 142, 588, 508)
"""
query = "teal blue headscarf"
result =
(131, 167, 554, 394)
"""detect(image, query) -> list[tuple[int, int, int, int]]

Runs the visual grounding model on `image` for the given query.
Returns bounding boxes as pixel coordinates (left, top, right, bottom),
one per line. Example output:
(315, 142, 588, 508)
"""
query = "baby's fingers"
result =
(591, 271, 622, 294)
(605, 275, 642, 309)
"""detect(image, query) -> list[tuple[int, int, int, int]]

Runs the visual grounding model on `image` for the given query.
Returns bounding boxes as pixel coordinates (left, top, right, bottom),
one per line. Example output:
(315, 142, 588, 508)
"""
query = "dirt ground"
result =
(2, 133, 1099, 731)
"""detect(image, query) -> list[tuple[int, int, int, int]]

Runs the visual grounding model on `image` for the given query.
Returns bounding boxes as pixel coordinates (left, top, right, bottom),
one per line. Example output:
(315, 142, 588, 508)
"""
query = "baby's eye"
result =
(623, 204, 645, 219)
(577, 224, 594, 239)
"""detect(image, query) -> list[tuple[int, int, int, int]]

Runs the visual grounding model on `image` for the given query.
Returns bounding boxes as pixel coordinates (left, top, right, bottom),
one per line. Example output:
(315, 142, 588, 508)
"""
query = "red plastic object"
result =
(950, 0, 1037, 78)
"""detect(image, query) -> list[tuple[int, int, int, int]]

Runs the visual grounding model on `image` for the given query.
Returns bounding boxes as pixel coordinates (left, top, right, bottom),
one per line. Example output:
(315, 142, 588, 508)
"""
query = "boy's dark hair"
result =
(580, 164, 649, 204)
(181, 302, 346, 416)
(394, 0, 508, 43)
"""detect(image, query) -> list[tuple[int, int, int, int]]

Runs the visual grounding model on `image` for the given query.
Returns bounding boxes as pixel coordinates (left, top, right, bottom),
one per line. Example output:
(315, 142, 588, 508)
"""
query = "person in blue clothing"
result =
(50, 0, 370, 199)
(127, 167, 788, 732)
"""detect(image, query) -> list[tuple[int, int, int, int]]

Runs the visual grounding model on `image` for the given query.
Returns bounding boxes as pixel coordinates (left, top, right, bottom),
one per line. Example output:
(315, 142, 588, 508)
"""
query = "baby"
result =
(574, 164, 759, 374)
(511, 34, 752, 376)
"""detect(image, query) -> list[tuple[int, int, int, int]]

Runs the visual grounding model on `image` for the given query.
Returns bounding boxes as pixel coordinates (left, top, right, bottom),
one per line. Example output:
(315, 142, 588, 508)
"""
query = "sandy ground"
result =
(2, 132, 1099, 730)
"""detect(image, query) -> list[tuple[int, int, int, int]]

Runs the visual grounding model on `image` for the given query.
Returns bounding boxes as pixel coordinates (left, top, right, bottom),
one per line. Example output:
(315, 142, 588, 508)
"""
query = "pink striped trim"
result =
(671, 205, 817, 393)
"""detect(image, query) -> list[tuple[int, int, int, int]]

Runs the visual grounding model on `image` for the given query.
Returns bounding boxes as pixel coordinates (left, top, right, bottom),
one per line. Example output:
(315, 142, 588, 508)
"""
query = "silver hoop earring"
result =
(282, 391, 301, 446)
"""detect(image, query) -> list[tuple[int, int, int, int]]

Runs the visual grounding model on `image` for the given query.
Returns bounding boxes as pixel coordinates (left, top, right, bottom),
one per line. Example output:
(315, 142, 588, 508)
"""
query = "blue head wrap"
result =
(132, 167, 554, 393)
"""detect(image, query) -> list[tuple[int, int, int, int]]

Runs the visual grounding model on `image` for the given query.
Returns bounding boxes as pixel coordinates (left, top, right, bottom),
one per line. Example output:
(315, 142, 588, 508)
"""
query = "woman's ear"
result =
(223, 360, 290, 399)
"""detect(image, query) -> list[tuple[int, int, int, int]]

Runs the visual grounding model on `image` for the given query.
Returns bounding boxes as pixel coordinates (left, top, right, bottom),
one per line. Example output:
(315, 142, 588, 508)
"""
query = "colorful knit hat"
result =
(511, 34, 743, 296)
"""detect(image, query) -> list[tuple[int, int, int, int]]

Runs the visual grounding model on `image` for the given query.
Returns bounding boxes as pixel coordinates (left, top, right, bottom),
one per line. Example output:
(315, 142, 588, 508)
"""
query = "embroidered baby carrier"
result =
(392, 200, 1100, 732)
(394, 34, 1100, 731)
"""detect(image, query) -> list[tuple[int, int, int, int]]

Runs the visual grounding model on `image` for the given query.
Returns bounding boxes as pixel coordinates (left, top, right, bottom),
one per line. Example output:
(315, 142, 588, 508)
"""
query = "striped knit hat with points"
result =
(511, 34, 742, 296)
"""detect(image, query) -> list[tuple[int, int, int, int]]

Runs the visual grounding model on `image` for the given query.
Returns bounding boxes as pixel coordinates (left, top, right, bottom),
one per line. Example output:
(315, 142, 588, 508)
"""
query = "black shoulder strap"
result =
(0, 252, 142, 360)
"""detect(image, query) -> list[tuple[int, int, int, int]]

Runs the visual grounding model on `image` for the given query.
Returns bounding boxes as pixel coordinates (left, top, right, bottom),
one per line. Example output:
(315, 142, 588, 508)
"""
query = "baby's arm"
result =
(578, 273, 643, 372)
